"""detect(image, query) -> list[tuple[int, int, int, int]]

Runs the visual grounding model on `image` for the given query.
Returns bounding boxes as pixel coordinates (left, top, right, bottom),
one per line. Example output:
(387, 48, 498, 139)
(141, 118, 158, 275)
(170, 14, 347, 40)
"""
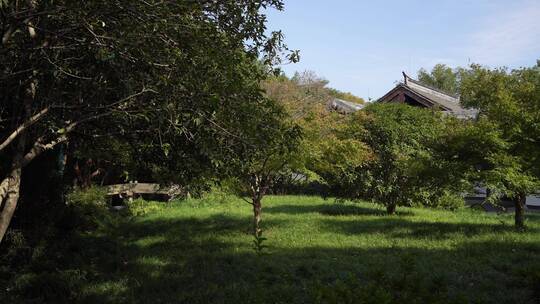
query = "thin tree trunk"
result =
(514, 193, 526, 230)
(252, 197, 262, 235)
(386, 203, 396, 215)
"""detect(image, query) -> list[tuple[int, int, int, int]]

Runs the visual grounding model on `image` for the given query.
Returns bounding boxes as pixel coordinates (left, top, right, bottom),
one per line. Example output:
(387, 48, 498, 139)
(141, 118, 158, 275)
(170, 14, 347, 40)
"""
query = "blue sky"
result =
(265, 0, 540, 100)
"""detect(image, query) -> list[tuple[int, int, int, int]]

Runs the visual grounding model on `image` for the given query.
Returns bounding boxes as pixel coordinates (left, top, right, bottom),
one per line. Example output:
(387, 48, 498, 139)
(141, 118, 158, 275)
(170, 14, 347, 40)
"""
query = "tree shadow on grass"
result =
(318, 216, 531, 240)
(265, 203, 414, 217)
(15, 211, 540, 304)
(77, 214, 540, 304)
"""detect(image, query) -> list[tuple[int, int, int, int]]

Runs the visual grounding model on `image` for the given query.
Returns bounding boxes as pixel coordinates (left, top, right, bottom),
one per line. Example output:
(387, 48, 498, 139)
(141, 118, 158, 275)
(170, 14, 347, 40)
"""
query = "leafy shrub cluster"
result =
(1, 186, 165, 303)
(432, 192, 465, 210)
(65, 186, 110, 230)
(125, 198, 164, 216)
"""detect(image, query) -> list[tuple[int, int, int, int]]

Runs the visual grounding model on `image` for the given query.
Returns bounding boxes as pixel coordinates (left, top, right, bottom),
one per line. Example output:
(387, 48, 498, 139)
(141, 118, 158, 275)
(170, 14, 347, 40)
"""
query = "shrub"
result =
(66, 186, 107, 208)
(432, 192, 465, 210)
(199, 181, 239, 205)
(125, 198, 163, 216)
(65, 186, 110, 230)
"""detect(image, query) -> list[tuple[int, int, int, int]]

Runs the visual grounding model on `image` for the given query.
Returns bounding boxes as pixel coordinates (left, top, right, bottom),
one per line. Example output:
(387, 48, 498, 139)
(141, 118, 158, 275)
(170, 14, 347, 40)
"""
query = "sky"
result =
(265, 0, 540, 100)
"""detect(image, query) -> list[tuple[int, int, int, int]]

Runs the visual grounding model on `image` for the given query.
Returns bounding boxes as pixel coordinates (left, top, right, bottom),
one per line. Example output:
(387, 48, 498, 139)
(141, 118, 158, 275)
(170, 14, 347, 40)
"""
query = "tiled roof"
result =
(328, 98, 365, 113)
(404, 77, 478, 119)
(377, 73, 478, 119)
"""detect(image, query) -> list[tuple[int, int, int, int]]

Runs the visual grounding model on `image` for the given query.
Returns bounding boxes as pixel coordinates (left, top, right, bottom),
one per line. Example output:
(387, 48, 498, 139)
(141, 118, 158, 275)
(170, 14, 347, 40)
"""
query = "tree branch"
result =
(240, 196, 254, 206)
(0, 107, 49, 152)
(21, 133, 69, 167)
(20, 111, 111, 167)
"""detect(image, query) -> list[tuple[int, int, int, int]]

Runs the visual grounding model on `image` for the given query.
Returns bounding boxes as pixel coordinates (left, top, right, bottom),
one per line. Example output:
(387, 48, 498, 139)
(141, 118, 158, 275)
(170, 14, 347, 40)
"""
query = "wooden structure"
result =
(378, 72, 477, 119)
(106, 183, 182, 201)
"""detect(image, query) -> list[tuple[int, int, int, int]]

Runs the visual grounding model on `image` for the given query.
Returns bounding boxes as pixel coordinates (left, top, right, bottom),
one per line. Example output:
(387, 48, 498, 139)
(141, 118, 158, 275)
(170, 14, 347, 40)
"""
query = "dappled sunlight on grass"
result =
(68, 195, 540, 303)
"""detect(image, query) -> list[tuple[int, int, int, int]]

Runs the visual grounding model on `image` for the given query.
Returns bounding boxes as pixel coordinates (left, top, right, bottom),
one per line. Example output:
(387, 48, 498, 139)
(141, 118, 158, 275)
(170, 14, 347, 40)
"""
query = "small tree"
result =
(346, 103, 452, 214)
(218, 97, 302, 235)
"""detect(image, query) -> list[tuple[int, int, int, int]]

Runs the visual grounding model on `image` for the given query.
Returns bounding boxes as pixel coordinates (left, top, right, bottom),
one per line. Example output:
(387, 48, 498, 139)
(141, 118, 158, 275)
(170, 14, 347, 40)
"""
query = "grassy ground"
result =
(14, 195, 540, 303)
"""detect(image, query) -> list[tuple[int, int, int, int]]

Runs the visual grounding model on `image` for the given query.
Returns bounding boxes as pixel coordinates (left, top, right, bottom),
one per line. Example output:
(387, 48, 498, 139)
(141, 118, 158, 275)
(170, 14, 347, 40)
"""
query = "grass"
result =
(9, 195, 540, 303)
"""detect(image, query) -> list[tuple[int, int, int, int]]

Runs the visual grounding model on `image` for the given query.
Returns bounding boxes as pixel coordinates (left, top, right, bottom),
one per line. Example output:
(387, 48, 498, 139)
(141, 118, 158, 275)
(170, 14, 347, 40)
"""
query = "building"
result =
(327, 98, 365, 114)
(378, 72, 478, 119)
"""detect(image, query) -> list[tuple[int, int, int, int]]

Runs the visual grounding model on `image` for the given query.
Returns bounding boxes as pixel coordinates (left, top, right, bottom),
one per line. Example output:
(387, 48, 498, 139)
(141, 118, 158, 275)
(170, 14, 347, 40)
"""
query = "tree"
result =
(417, 64, 465, 95)
(0, 0, 297, 242)
(327, 88, 365, 104)
(459, 62, 540, 229)
(215, 97, 302, 235)
(346, 103, 454, 214)
(262, 71, 369, 196)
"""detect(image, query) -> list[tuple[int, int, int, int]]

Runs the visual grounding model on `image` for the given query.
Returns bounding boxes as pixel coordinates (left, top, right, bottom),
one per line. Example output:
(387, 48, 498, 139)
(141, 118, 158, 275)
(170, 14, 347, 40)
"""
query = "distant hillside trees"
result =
(417, 64, 471, 95)
(262, 71, 369, 194)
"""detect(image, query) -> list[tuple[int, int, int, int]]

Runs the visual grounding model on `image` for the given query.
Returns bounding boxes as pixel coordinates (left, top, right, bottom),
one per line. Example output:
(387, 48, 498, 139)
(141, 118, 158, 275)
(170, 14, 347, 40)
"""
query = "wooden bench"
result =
(106, 183, 182, 201)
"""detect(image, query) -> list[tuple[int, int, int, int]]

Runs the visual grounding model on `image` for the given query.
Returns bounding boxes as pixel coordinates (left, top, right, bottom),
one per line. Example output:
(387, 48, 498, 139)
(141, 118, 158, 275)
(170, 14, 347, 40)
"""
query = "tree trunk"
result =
(386, 203, 396, 215)
(514, 193, 526, 230)
(0, 167, 22, 243)
(252, 197, 262, 235)
(0, 135, 25, 243)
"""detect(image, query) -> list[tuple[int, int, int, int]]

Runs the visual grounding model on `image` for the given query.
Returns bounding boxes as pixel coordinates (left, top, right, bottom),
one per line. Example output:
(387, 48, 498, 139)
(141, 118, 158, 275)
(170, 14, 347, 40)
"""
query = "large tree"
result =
(460, 62, 540, 229)
(0, 0, 297, 242)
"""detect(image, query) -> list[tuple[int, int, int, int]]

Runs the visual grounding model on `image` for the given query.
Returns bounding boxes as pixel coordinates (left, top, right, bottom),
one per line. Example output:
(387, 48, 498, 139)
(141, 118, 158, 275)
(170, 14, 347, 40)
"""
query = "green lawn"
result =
(41, 196, 540, 303)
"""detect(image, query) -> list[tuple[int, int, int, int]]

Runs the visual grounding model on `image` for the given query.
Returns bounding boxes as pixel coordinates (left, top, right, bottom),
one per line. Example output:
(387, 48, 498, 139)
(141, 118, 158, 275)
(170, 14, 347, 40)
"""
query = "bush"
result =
(125, 198, 164, 216)
(432, 192, 465, 210)
(66, 186, 108, 208)
(197, 180, 240, 205)
(1, 186, 121, 303)
(65, 186, 110, 230)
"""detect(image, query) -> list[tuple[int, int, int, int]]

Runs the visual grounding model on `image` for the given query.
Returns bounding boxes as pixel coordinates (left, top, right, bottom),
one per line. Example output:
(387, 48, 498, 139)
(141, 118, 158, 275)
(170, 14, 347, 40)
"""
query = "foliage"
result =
(0, 0, 298, 242)
(199, 181, 239, 205)
(0, 187, 129, 303)
(431, 191, 465, 210)
(417, 63, 470, 95)
(308, 114, 372, 196)
(459, 62, 540, 228)
(125, 198, 164, 217)
(216, 95, 303, 233)
(65, 186, 110, 230)
(327, 88, 365, 104)
(66, 186, 107, 207)
(339, 103, 465, 213)
(262, 71, 370, 195)
(251, 230, 268, 256)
